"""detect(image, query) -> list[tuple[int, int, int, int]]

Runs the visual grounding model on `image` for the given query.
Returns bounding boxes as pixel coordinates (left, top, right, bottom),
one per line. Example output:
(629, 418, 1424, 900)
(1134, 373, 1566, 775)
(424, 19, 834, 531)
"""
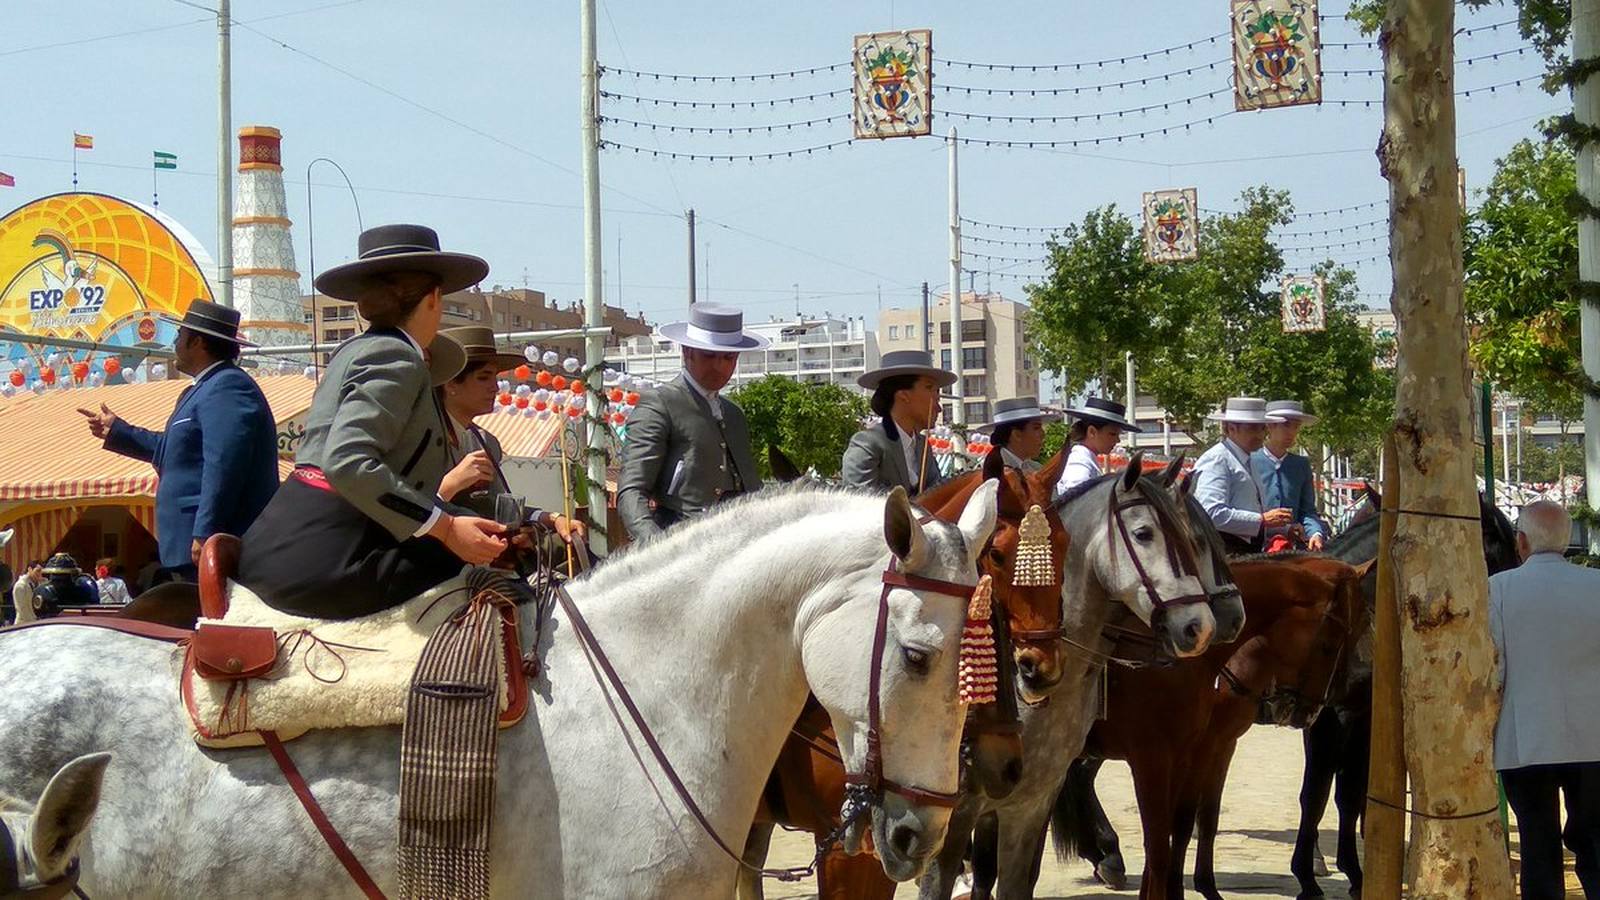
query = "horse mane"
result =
(1055, 471, 1193, 550)
(579, 483, 937, 595)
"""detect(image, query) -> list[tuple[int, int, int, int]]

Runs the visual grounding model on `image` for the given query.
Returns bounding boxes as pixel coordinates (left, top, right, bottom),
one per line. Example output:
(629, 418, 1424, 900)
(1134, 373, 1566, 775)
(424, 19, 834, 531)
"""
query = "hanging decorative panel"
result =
(1142, 188, 1199, 263)
(1231, 0, 1322, 111)
(853, 29, 933, 139)
(1281, 275, 1327, 333)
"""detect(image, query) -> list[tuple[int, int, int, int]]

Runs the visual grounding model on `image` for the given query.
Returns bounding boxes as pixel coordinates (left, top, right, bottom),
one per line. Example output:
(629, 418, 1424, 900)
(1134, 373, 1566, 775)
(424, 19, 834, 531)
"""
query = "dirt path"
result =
(760, 725, 1357, 899)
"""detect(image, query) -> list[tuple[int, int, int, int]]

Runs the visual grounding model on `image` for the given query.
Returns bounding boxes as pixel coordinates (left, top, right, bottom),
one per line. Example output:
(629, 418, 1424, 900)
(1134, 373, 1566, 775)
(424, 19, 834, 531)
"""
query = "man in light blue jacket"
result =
(1492, 500, 1600, 900)
(1250, 399, 1329, 552)
(1192, 397, 1293, 554)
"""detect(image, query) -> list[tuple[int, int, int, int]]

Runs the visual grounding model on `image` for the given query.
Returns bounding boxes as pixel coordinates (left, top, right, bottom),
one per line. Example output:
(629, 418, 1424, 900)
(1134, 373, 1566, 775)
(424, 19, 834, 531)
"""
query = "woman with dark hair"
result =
(1056, 397, 1142, 494)
(237, 224, 507, 619)
(981, 396, 1056, 475)
(841, 350, 956, 493)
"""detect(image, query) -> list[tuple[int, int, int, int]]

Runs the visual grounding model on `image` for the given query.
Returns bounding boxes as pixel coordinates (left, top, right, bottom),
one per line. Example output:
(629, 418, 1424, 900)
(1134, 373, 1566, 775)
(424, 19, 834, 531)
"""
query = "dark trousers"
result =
(1501, 761, 1600, 900)
(1221, 530, 1264, 556)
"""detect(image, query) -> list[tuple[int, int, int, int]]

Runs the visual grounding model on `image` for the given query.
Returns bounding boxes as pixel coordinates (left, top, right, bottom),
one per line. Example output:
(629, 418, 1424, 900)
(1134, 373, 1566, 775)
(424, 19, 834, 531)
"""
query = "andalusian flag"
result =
(73, 133, 93, 150)
(154, 151, 177, 170)
(0, 172, 13, 188)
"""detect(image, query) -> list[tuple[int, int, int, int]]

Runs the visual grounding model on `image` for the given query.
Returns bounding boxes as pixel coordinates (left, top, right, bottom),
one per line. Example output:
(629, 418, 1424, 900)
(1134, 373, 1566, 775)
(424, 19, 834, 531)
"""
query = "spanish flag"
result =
(73, 133, 93, 150)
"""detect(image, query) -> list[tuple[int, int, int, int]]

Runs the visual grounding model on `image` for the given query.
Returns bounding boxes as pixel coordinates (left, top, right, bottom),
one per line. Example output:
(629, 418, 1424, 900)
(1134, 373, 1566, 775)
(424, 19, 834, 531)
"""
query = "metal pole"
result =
(1124, 351, 1137, 451)
(1516, 401, 1523, 484)
(687, 208, 696, 308)
(948, 126, 964, 426)
(1500, 401, 1511, 485)
(580, 0, 608, 555)
(920, 281, 930, 354)
(1162, 416, 1172, 456)
(305, 157, 363, 370)
(1581, 0, 1600, 551)
(1482, 382, 1496, 500)
(217, 0, 234, 308)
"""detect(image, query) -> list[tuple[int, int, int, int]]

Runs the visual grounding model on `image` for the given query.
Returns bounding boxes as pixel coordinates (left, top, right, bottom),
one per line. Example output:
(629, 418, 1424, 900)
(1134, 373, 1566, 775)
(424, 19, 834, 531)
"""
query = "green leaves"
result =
(728, 375, 868, 479)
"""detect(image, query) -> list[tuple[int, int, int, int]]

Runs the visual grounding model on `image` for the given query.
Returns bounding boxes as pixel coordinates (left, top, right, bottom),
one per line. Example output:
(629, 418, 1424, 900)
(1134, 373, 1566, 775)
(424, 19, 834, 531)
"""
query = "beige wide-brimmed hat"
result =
(1206, 397, 1285, 425)
(439, 326, 526, 375)
(1265, 400, 1320, 426)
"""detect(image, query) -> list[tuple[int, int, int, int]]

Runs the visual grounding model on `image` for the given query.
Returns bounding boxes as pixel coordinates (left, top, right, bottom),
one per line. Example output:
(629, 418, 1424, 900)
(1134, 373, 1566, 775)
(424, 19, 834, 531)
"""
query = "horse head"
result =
(804, 481, 998, 882)
(1256, 560, 1367, 729)
(1161, 459, 1246, 644)
(1057, 451, 1214, 658)
(0, 752, 110, 898)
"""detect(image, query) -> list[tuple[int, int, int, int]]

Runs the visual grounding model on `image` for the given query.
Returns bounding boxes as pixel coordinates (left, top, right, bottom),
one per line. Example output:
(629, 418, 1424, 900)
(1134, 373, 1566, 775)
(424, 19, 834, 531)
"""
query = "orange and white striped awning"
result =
(0, 374, 315, 502)
(471, 408, 571, 460)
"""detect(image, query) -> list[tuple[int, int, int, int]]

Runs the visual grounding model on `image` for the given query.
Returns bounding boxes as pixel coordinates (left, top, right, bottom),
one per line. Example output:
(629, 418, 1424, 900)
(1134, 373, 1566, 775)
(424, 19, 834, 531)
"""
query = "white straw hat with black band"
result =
(657, 303, 770, 352)
(1063, 397, 1142, 432)
(857, 349, 959, 391)
(1206, 396, 1285, 425)
(984, 396, 1058, 430)
(1264, 399, 1320, 426)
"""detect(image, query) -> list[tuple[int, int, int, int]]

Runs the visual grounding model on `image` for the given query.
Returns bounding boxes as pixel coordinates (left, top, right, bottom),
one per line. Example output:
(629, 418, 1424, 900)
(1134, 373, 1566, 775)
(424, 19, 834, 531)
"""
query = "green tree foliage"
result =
(1025, 186, 1392, 459)
(1464, 138, 1586, 422)
(729, 375, 867, 479)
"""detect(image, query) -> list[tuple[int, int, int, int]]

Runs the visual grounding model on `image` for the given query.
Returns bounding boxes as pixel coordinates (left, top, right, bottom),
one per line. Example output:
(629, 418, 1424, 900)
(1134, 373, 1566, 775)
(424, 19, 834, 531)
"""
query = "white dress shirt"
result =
(1057, 443, 1103, 495)
(683, 369, 723, 421)
(1192, 437, 1266, 539)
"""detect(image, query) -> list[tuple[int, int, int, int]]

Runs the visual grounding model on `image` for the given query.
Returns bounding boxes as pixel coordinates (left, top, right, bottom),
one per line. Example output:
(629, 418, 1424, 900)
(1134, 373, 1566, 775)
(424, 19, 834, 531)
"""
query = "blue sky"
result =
(0, 1, 1566, 328)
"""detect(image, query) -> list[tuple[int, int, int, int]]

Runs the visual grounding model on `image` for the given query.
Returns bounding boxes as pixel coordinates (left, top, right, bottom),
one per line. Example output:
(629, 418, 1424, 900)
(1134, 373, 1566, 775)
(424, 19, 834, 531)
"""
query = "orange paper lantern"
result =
(625, 391, 641, 405)
(570, 380, 586, 395)
(552, 375, 568, 391)
(513, 364, 531, 382)
(7, 371, 22, 387)
(498, 392, 513, 406)
(515, 396, 530, 409)
(608, 388, 624, 403)
(103, 357, 122, 377)
(39, 369, 56, 385)
(71, 362, 90, 382)
(535, 370, 553, 387)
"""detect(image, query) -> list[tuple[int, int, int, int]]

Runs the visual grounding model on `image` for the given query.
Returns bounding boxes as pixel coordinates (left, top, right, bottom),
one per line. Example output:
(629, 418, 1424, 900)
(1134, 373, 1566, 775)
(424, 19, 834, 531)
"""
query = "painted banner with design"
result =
(1231, 0, 1322, 111)
(1142, 188, 1199, 263)
(1281, 275, 1327, 332)
(853, 29, 933, 139)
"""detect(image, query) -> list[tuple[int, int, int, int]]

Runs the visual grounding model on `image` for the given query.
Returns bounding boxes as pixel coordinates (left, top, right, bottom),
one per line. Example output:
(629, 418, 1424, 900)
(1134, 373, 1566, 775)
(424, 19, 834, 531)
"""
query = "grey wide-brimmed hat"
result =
(157, 299, 257, 348)
(314, 224, 489, 301)
(1064, 397, 1142, 432)
(983, 396, 1058, 430)
(1265, 399, 1320, 425)
(657, 303, 770, 353)
(1206, 396, 1285, 425)
(858, 349, 959, 391)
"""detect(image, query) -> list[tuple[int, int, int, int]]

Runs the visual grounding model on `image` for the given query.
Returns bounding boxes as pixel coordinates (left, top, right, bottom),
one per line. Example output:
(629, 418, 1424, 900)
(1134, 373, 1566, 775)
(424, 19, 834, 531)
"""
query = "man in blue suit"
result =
(80, 299, 280, 580)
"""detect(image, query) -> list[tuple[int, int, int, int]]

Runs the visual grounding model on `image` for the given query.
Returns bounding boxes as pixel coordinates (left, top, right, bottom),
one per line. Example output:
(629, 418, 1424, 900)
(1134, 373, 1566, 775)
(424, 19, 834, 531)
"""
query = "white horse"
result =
(918, 461, 1215, 899)
(0, 483, 998, 898)
(1, 752, 110, 896)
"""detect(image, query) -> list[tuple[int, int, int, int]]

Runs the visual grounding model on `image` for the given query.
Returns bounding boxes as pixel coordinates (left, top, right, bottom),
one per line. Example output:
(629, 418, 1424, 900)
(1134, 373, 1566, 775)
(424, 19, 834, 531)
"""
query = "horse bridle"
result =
(0, 824, 87, 900)
(1263, 594, 1354, 714)
(1107, 493, 1209, 611)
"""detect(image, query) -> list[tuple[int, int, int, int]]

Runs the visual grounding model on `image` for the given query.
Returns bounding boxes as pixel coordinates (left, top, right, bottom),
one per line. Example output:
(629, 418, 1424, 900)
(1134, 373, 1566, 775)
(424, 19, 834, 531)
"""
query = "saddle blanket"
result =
(181, 577, 525, 749)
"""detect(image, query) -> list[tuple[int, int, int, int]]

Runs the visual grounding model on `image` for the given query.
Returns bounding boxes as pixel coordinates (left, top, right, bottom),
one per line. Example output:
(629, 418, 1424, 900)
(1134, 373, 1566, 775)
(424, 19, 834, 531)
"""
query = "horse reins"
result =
(1107, 493, 1209, 611)
(554, 564, 975, 882)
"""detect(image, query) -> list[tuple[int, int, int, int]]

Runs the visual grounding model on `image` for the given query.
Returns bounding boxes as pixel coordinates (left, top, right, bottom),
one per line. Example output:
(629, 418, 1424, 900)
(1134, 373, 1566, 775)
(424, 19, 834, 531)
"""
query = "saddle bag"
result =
(190, 623, 278, 681)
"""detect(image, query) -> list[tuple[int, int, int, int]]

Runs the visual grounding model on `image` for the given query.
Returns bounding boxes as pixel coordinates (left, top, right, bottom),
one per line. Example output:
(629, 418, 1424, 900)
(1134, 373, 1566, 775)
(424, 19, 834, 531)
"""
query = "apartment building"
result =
(604, 314, 878, 392)
(876, 291, 1040, 424)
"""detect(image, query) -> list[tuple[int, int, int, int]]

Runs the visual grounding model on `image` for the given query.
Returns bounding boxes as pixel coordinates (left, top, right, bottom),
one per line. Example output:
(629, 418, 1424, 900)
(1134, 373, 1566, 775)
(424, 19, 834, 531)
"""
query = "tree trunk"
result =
(1379, 2, 1516, 897)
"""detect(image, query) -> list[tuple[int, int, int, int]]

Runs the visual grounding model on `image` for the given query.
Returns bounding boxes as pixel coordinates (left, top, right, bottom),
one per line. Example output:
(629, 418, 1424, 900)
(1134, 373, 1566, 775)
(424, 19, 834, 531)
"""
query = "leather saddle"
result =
(182, 535, 531, 749)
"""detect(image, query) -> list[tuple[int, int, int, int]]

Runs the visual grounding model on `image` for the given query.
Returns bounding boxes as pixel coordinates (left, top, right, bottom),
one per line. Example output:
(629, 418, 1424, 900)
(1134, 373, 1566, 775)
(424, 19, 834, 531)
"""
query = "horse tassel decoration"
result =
(1013, 505, 1053, 587)
(959, 576, 998, 705)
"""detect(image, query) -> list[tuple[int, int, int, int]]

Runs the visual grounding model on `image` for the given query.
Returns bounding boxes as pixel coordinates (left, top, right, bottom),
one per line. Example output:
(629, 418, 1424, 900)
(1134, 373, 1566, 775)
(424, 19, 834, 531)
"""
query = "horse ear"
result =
(30, 752, 110, 881)
(1119, 450, 1146, 492)
(1159, 453, 1185, 486)
(1178, 470, 1197, 497)
(768, 444, 802, 483)
(958, 479, 1001, 564)
(1037, 443, 1068, 488)
(883, 486, 929, 570)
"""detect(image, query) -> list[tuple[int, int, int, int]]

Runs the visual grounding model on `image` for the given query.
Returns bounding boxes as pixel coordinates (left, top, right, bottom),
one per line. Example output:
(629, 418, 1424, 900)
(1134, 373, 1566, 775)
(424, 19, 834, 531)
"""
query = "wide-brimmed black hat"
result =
(858, 349, 959, 391)
(158, 299, 257, 348)
(1064, 397, 1142, 432)
(314, 224, 489, 301)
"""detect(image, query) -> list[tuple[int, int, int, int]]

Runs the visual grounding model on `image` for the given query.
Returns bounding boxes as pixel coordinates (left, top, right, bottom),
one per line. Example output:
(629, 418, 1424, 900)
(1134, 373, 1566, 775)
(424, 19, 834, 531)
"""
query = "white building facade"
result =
(605, 315, 879, 392)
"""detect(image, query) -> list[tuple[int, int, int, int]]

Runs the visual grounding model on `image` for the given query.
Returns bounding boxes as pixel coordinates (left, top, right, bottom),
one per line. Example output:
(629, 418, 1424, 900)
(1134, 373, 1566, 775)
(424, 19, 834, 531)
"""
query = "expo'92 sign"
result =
(0, 192, 213, 360)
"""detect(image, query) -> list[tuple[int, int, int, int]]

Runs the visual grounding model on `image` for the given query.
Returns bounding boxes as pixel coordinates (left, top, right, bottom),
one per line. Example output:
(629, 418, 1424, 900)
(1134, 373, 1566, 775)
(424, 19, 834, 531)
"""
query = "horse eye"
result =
(987, 548, 1007, 568)
(901, 646, 931, 675)
(1133, 526, 1155, 542)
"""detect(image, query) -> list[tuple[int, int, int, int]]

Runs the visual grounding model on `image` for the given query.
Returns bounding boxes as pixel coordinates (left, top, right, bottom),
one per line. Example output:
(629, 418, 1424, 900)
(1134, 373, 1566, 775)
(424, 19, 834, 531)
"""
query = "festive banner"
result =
(1281, 275, 1327, 332)
(852, 29, 933, 139)
(1231, 0, 1322, 111)
(1142, 188, 1199, 263)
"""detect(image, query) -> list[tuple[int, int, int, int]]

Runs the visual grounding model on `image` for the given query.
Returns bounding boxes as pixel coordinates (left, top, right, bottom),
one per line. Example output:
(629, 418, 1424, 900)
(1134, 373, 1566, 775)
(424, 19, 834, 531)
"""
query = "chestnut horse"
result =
(1051, 554, 1366, 900)
(736, 447, 1070, 900)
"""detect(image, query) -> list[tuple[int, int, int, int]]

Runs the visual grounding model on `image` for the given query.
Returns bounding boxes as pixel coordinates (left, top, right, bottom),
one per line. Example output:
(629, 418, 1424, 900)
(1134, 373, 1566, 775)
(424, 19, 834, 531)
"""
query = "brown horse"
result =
(737, 448, 1070, 900)
(1051, 555, 1366, 900)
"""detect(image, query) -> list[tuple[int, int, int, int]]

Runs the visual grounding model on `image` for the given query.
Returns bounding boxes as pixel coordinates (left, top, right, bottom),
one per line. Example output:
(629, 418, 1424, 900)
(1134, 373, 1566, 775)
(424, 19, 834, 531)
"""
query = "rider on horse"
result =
(1250, 400, 1328, 553)
(236, 224, 516, 619)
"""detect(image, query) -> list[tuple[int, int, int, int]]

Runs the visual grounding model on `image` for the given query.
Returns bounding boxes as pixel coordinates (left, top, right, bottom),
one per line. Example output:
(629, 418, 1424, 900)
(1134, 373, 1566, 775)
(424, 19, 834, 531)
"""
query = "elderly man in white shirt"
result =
(1492, 500, 1600, 900)
(1055, 397, 1142, 495)
(1191, 397, 1294, 554)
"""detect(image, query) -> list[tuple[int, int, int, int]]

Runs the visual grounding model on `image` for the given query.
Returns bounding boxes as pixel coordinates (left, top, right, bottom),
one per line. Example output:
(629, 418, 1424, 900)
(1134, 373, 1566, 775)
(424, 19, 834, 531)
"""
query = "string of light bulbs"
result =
(963, 233, 1053, 247)
(943, 58, 1228, 96)
(1321, 17, 1516, 48)
(600, 137, 855, 161)
(598, 87, 850, 109)
(598, 113, 848, 134)
(598, 61, 849, 82)
(963, 248, 1049, 265)
(1327, 44, 1535, 76)
(944, 33, 1225, 71)
(942, 87, 1228, 124)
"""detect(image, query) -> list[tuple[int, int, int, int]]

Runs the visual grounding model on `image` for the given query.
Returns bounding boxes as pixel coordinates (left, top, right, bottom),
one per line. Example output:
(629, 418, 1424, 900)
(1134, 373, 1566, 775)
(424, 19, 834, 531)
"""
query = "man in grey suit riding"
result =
(1492, 500, 1600, 900)
(841, 349, 955, 494)
(617, 304, 767, 542)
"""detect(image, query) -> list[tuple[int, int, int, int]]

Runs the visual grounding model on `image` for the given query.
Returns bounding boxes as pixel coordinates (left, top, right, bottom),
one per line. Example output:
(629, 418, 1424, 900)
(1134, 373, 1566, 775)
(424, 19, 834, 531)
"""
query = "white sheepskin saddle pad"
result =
(181, 576, 518, 749)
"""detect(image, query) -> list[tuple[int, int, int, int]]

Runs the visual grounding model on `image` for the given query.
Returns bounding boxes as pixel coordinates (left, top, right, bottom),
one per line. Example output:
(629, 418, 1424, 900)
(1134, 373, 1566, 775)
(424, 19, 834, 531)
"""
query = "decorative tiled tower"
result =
(231, 126, 305, 358)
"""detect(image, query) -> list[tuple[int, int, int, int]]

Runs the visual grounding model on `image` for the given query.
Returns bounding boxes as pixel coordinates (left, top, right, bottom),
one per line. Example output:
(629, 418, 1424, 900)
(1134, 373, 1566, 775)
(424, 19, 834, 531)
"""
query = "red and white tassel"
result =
(958, 575, 998, 705)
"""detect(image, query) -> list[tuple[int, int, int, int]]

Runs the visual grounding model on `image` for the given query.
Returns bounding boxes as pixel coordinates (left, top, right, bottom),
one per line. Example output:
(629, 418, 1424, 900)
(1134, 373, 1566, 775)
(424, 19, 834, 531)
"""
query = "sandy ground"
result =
(760, 725, 1361, 899)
